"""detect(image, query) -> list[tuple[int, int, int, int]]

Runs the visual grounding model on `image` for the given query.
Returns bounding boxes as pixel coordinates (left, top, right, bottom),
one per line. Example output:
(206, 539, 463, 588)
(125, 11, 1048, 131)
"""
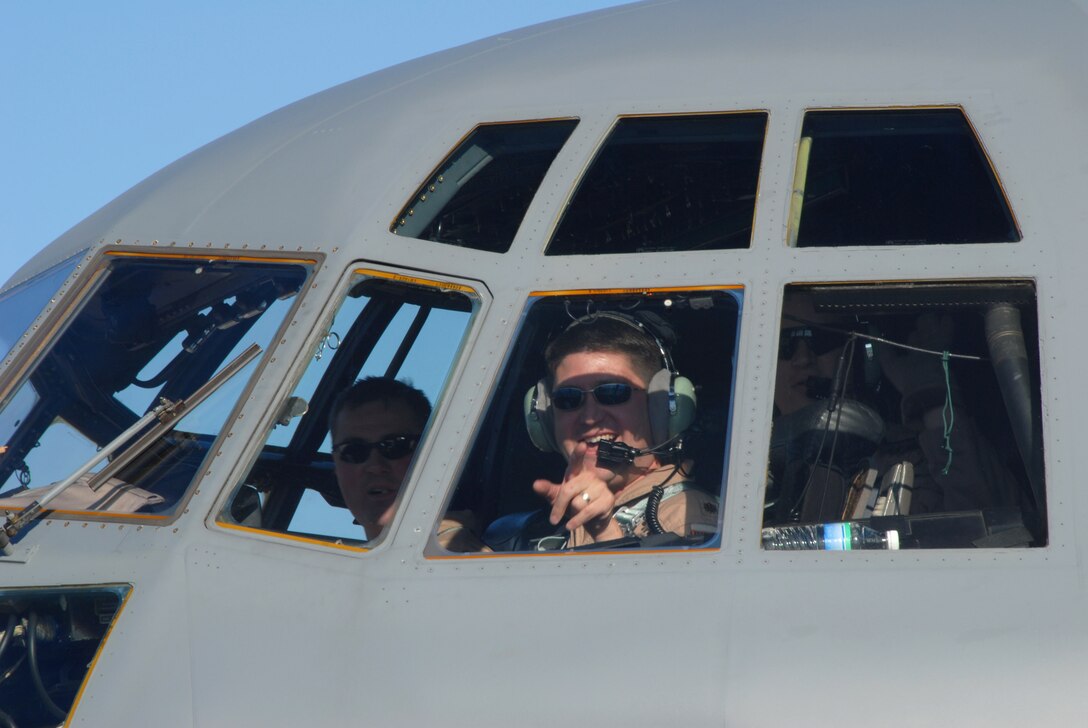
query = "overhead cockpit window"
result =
(546, 113, 767, 255)
(763, 282, 1045, 550)
(219, 269, 476, 548)
(0, 253, 311, 523)
(391, 120, 578, 253)
(432, 287, 741, 555)
(789, 108, 1019, 247)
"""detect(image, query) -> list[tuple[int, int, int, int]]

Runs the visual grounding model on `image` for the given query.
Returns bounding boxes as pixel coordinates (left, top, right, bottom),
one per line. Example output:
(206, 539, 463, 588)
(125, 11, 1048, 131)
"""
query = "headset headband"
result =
(559, 311, 678, 377)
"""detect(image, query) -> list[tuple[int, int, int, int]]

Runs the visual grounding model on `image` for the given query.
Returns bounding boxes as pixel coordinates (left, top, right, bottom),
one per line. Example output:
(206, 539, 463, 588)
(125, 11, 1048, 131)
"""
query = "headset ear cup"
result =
(523, 380, 558, 452)
(671, 375, 697, 439)
(646, 369, 671, 445)
(647, 369, 697, 444)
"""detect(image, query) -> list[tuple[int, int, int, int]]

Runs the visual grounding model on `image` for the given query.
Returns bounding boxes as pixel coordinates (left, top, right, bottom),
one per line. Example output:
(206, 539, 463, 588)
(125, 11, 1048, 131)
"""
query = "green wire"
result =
(941, 350, 954, 475)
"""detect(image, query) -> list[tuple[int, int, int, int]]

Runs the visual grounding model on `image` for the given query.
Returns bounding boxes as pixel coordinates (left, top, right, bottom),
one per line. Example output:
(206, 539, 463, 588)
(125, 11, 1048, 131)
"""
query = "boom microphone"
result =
(595, 439, 640, 465)
(595, 434, 684, 466)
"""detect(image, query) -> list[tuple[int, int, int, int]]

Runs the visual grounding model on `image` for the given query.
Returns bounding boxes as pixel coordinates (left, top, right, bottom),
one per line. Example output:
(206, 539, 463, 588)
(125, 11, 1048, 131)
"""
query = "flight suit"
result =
(567, 462, 719, 548)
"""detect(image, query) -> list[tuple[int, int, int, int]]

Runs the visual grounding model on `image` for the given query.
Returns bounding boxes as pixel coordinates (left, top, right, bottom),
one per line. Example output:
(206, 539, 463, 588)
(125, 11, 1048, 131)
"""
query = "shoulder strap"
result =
(613, 482, 695, 537)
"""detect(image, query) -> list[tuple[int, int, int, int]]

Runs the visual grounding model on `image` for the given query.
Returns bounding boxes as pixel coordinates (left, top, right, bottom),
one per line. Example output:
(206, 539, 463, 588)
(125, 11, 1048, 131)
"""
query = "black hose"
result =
(132, 347, 187, 388)
(0, 615, 15, 665)
(26, 613, 67, 722)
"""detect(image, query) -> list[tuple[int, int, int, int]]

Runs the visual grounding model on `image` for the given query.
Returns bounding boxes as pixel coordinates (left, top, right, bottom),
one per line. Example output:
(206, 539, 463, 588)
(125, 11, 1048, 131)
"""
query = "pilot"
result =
(331, 376, 489, 549)
(769, 292, 1020, 522)
(525, 313, 718, 547)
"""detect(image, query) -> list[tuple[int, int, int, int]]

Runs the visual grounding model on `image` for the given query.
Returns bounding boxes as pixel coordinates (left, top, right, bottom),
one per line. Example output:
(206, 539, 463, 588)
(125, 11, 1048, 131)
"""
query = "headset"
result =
(523, 311, 696, 456)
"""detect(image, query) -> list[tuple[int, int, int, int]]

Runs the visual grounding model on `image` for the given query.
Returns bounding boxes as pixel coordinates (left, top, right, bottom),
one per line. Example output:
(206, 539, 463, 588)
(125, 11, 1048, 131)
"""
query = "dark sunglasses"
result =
(778, 326, 846, 360)
(332, 434, 420, 464)
(551, 383, 640, 411)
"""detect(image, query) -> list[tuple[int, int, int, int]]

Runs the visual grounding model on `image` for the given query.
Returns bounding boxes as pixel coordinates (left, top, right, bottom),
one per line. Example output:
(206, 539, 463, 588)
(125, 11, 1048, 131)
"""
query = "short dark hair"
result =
(328, 377, 432, 439)
(544, 315, 663, 385)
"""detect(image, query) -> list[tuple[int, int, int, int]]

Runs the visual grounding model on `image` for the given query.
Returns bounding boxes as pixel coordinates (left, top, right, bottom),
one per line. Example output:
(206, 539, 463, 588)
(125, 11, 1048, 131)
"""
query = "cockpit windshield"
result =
(0, 253, 311, 522)
(763, 281, 1045, 549)
(0, 252, 82, 364)
(219, 268, 477, 547)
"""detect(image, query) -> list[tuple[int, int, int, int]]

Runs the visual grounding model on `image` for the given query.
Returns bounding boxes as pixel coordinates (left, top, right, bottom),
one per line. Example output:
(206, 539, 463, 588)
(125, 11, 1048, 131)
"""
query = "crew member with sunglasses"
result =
(331, 377, 490, 550)
(768, 293, 1020, 524)
(329, 377, 431, 541)
(530, 315, 717, 547)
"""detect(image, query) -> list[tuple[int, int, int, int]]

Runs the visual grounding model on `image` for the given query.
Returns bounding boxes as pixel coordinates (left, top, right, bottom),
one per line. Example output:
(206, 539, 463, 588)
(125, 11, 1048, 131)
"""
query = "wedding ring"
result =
(581, 492, 591, 503)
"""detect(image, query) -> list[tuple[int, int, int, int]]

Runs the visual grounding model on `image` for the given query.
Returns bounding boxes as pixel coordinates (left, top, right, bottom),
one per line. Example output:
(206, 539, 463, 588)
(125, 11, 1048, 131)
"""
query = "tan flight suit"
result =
(567, 463, 719, 548)
(437, 510, 493, 552)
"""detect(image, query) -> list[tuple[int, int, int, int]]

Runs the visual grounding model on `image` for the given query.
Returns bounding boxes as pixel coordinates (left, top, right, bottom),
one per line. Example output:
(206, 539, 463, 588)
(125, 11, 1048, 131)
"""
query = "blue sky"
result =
(0, 0, 633, 289)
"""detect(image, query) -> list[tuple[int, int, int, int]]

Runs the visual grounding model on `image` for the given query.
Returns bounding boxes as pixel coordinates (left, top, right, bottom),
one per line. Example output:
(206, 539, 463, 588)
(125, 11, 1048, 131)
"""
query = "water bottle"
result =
(761, 522, 900, 550)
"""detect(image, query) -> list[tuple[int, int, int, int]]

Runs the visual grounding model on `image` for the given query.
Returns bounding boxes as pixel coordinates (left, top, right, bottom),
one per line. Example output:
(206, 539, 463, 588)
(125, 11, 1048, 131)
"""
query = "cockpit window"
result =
(763, 281, 1045, 550)
(219, 269, 476, 548)
(0, 253, 310, 522)
(0, 252, 82, 364)
(434, 287, 741, 555)
(391, 120, 578, 253)
(546, 113, 767, 255)
(789, 108, 1019, 247)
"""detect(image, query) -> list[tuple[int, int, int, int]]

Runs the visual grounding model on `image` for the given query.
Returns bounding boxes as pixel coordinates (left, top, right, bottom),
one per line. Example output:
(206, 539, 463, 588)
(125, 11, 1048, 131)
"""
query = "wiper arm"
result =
(1, 343, 262, 555)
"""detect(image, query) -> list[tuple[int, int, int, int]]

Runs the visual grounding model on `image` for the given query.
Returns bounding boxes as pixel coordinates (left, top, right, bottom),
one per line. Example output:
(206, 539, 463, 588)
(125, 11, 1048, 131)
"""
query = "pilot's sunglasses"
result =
(551, 383, 640, 411)
(332, 434, 420, 463)
(778, 326, 846, 360)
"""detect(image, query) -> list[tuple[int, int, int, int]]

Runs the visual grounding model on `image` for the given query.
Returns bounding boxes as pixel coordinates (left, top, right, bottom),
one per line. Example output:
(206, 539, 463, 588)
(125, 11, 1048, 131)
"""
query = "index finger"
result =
(532, 478, 560, 505)
(563, 441, 589, 481)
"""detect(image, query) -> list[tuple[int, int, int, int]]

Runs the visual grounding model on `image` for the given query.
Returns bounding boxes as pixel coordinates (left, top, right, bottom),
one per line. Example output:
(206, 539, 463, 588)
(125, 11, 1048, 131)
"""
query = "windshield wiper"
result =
(1, 343, 262, 555)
